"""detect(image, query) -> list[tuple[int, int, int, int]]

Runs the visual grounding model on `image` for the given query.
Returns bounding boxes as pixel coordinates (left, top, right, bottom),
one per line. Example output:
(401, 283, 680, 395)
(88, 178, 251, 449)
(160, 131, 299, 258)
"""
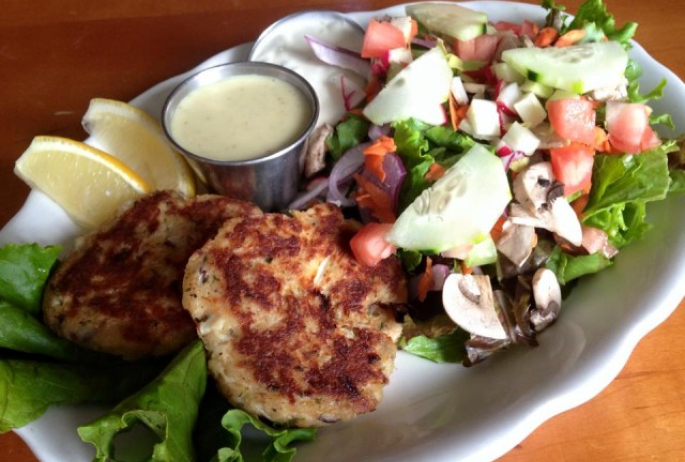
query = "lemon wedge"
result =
(82, 98, 196, 197)
(14, 136, 152, 228)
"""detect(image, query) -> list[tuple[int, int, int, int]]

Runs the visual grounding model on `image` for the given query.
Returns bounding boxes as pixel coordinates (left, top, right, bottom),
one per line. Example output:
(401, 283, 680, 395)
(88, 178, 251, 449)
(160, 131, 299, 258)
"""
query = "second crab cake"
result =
(183, 204, 407, 427)
(42, 190, 262, 360)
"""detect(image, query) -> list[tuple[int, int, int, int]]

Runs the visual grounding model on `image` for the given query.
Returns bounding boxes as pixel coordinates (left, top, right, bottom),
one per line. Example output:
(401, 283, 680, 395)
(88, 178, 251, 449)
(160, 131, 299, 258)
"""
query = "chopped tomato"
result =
(547, 98, 596, 145)
(494, 21, 521, 34)
(519, 20, 539, 39)
(350, 222, 396, 266)
(361, 20, 407, 59)
(549, 142, 595, 197)
(455, 34, 501, 63)
(605, 101, 657, 153)
(641, 126, 662, 151)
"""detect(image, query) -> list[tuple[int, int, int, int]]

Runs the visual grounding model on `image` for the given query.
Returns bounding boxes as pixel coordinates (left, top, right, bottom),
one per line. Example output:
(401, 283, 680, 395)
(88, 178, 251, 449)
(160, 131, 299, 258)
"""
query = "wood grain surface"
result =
(1, 0, 683, 461)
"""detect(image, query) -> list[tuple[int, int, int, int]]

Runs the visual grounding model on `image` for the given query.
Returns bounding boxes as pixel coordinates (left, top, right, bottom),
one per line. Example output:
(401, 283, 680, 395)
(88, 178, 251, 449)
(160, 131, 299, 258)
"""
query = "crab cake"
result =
(43, 190, 261, 360)
(183, 203, 407, 427)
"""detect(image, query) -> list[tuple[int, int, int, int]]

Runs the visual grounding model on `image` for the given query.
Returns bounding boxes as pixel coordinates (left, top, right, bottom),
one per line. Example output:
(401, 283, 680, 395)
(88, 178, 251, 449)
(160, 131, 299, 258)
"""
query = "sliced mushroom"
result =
(509, 196, 583, 247)
(442, 273, 508, 340)
(303, 123, 334, 178)
(530, 268, 562, 331)
(512, 161, 555, 214)
(495, 219, 536, 267)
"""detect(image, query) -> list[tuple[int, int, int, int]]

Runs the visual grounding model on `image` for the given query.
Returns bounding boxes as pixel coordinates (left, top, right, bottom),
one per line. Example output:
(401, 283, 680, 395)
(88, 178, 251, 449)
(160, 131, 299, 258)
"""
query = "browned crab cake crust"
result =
(182, 203, 407, 427)
(42, 190, 262, 360)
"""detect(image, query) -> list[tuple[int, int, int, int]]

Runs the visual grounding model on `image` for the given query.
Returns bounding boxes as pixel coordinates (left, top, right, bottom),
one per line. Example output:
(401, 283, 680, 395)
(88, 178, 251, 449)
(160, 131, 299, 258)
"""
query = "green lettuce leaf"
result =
(0, 301, 105, 362)
(399, 330, 469, 363)
(326, 115, 370, 161)
(546, 246, 613, 285)
(0, 358, 161, 433)
(78, 340, 207, 462)
(582, 143, 674, 246)
(0, 244, 61, 316)
(669, 170, 685, 195)
(567, 0, 637, 47)
(214, 409, 317, 462)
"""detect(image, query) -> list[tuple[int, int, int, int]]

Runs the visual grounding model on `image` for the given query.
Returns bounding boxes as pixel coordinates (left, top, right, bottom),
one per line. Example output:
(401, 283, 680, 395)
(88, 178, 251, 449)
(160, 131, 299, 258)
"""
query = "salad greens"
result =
(319, 0, 682, 365)
(77, 340, 207, 462)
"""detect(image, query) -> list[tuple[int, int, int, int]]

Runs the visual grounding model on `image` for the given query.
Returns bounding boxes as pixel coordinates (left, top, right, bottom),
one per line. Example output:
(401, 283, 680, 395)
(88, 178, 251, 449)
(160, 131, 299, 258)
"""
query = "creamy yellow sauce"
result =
(170, 74, 312, 161)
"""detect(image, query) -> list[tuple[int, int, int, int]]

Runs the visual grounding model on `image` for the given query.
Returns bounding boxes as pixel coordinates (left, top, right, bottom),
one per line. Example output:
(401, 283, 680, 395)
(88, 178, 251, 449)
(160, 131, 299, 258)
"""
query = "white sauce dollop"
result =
(249, 12, 366, 127)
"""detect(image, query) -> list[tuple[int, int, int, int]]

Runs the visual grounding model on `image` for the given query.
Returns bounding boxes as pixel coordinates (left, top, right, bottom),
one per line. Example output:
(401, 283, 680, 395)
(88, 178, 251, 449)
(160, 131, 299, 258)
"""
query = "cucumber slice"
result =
(464, 236, 497, 267)
(386, 143, 511, 252)
(406, 3, 488, 41)
(501, 41, 628, 94)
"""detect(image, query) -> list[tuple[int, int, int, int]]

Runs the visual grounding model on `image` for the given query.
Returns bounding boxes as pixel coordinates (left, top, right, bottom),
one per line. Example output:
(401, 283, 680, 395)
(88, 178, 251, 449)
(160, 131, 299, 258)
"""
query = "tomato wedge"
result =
(350, 222, 396, 266)
(547, 98, 596, 145)
(455, 34, 501, 63)
(605, 101, 660, 153)
(361, 20, 407, 59)
(549, 142, 595, 197)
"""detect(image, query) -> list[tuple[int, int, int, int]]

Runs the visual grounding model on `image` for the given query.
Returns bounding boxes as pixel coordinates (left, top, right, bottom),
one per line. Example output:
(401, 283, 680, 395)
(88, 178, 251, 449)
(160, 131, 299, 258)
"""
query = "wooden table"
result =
(1, 0, 683, 461)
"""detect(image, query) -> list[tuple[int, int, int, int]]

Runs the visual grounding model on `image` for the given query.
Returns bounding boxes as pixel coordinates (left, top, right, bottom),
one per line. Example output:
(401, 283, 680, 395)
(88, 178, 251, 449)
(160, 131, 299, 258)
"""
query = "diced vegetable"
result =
(547, 98, 596, 145)
(605, 101, 661, 153)
(514, 92, 547, 127)
(361, 19, 407, 59)
(549, 142, 595, 196)
(350, 222, 397, 266)
(455, 34, 501, 63)
(467, 99, 501, 139)
(502, 122, 541, 156)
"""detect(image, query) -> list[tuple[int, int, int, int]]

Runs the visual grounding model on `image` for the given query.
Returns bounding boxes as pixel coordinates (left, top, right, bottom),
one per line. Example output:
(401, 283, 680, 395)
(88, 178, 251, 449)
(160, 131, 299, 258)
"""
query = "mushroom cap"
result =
(442, 273, 508, 340)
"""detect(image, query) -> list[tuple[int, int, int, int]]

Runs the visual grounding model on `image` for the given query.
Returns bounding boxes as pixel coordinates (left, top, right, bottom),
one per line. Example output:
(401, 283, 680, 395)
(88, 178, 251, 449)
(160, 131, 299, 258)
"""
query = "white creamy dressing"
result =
(170, 75, 312, 161)
(249, 13, 366, 127)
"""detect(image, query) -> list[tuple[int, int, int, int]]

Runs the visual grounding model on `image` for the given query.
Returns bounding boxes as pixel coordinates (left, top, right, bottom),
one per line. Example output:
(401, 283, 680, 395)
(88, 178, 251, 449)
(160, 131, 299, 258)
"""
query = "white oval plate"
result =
(3, 2, 685, 462)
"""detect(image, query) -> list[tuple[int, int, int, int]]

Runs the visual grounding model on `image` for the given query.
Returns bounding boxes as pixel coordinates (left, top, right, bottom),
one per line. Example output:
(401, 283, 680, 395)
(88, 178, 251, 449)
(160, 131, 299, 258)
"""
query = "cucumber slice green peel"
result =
(501, 41, 628, 94)
(386, 143, 511, 253)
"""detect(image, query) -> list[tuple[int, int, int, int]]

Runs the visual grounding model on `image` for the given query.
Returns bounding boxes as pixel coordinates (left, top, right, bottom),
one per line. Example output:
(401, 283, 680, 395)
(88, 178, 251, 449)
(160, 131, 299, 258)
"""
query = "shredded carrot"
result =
(571, 194, 590, 219)
(460, 260, 474, 275)
(555, 29, 586, 47)
(348, 107, 365, 117)
(363, 136, 396, 181)
(489, 215, 507, 242)
(353, 173, 396, 223)
(534, 27, 559, 47)
(363, 136, 396, 156)
(449, 96, 469, 131)
(594, 126, 611, 152)
(424, 163, 446, 181)
(417, 257, 433, 302)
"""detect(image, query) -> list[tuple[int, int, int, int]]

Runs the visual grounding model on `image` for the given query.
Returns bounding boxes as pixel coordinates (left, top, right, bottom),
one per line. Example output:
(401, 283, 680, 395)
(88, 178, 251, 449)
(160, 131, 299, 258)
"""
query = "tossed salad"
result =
(1, 1, 684, 462)
(298, 0, 684, 364)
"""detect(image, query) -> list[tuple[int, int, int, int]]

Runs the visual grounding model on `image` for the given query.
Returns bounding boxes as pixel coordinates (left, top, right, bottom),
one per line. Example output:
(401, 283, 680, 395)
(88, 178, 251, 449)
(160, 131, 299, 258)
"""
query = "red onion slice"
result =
(305, 35, 371, 80)
(326, 143, 367, 207)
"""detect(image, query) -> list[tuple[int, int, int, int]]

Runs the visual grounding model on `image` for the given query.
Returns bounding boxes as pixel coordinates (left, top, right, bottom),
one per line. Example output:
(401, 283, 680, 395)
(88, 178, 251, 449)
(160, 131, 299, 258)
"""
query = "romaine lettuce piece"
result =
(582, 143, 674, 247)
(546, 246, 613, 285)
(78, 340, 207, 462)
(0, 243, 61, 316)
(0, 358, 160, 433)
(213, 409, 317, 462)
